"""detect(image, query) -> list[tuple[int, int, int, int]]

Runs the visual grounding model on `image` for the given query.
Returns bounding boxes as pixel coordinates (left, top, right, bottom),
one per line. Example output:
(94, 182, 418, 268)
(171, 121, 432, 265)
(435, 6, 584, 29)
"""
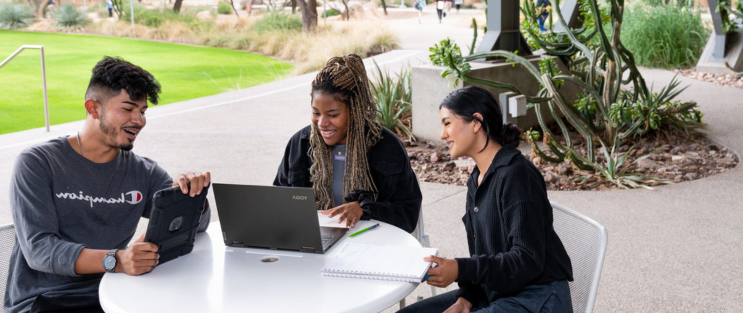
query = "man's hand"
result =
(424, 255, 458, 288)
(173, 172, 211, 197)
(443, 297, 473, 313)
(320, 201, 363, 228)
(115, 234, 159, 275)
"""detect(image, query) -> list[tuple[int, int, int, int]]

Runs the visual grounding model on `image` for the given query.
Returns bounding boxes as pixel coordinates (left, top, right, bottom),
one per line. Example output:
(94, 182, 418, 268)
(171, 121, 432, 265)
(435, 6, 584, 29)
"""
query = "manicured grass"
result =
(0, 30, 293, 134)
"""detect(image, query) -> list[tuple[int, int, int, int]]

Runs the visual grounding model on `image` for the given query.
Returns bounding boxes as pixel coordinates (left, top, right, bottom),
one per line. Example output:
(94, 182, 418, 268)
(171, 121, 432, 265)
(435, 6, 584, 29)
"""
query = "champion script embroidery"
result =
(55, 191, 143, 207)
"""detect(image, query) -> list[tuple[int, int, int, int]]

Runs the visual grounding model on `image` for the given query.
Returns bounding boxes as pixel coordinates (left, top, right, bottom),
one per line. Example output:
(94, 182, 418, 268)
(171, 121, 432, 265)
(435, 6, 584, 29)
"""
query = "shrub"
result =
(134, 9, 198, 28)
(368, 29, 400, 52)
(53, 3, 90, 29)
(253, 10, 301, 32)
(322, 8, 341, 17)
(218, 1, 233, 14)
(621, 4, 710, 69)
(0, 2, 33, 29)
(370, 63, 414, 140)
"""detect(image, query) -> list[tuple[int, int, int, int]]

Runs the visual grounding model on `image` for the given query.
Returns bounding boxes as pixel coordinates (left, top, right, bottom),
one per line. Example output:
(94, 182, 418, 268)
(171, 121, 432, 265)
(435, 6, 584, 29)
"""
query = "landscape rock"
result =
(196, 10, 213, 20)
(637, 158, 660, 169)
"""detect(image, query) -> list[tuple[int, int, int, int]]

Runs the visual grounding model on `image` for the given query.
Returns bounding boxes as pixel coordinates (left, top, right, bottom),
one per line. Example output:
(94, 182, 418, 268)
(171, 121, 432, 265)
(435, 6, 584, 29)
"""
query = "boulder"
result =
(196, 10, 213, 20)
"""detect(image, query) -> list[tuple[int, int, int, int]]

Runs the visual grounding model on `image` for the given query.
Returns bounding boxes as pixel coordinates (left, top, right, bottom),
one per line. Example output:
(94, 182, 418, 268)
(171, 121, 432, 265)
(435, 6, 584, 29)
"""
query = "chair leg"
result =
(399, 298, 406, 308)
(430, 284, 437, 297)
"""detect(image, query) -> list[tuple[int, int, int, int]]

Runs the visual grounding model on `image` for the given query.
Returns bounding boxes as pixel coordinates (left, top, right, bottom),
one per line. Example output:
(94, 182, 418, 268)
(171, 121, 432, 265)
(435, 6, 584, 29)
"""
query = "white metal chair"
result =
(399, 172, 435, 309)
(0, 224, 16, 313)
(551, 202, 608, 313)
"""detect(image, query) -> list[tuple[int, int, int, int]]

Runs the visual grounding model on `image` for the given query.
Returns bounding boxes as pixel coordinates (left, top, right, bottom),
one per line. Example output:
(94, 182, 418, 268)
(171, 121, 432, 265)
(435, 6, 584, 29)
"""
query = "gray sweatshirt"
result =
(5, 137, 209, 313)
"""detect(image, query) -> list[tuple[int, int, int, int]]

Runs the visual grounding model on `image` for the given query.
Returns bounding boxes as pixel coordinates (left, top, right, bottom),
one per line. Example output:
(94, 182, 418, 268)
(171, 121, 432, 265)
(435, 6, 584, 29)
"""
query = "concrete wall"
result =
(411, 56, 580, 142)
(696, 32, 743, 74)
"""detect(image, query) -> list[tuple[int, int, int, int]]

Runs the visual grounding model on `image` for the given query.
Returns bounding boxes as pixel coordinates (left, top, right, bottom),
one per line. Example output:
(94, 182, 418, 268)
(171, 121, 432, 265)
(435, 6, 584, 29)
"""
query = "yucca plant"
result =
(570, 143, 672, 190)
(369, 61, 414, 140)
(0, 3, 34, 29)
(54, 3, 90, 29)
(429, 0, 703, 188)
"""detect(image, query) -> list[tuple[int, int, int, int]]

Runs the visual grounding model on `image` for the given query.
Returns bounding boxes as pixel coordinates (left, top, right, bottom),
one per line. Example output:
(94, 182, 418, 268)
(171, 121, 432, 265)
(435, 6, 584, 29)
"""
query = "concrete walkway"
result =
(1, 53, 742, 313)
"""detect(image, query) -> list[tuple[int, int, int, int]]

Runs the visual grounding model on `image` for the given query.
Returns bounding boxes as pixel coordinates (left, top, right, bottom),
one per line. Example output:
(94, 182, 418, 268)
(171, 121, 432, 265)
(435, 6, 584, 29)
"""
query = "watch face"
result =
(103, 255, 116, 271)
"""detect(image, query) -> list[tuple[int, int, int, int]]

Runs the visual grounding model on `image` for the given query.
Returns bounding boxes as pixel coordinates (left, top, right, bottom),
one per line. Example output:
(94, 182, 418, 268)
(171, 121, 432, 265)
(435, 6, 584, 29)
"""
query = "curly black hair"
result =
(85, 56, 161, 105)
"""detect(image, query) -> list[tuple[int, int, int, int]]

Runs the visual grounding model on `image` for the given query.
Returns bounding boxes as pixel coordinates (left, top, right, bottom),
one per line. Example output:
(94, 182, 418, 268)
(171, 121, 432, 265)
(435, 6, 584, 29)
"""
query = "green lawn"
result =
(0, 30, 293, 134)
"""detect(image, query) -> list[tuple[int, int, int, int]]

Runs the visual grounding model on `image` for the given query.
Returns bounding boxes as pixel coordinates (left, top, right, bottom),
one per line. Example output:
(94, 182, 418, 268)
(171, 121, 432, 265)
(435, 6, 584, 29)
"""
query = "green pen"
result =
(348, 223, 380, 237)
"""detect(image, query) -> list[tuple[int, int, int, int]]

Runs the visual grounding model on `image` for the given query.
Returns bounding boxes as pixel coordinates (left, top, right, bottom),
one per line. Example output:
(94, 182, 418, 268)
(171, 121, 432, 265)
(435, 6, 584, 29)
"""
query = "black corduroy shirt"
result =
(454, 144, 573, 304)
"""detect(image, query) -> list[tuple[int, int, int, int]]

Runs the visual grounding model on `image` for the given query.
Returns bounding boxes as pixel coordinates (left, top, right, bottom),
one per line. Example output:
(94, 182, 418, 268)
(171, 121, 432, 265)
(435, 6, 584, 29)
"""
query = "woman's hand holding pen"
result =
(424, 255, 458, 288)
(320, 201, 363, 228)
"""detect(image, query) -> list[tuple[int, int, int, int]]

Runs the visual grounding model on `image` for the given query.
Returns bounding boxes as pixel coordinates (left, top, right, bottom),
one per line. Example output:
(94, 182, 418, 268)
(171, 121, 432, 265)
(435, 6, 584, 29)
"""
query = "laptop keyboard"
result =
(321, 234, 334, 245)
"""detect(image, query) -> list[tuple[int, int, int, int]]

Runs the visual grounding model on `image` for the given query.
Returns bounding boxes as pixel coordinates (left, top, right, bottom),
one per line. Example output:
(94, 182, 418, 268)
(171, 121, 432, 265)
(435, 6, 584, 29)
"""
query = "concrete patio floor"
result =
(0, 47, 741, 312)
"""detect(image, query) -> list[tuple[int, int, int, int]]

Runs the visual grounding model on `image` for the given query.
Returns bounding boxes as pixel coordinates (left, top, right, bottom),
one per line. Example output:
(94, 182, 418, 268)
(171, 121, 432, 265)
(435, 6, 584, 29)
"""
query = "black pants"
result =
(30, 292, 104, 313)
(398, 280, 573, 313)
(108, 8, 112, 17)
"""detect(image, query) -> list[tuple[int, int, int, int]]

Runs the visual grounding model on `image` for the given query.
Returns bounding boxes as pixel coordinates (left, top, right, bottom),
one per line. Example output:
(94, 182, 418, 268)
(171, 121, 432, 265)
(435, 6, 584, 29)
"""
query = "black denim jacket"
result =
(454, 144, 573, 304)
(273, 125, 422, 233)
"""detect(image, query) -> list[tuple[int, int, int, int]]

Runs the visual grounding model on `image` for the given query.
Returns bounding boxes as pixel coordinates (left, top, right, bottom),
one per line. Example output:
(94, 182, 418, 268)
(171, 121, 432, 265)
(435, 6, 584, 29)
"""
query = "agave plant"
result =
(0, 3, 34, 30)
(54, 3, 90, 29)
(369, 61, 414, 141)
(429, 0, 702, 183)
(570, 144, 672, 190)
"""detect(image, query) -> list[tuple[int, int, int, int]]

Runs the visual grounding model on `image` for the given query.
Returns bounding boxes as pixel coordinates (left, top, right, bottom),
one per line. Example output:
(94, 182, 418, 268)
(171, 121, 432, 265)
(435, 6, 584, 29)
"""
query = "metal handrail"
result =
(0, 45, 50, 132)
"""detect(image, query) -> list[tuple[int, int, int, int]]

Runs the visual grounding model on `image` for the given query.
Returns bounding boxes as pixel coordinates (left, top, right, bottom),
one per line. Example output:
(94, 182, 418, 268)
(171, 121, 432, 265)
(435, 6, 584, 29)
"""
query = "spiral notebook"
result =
(320, 242, 439, 282)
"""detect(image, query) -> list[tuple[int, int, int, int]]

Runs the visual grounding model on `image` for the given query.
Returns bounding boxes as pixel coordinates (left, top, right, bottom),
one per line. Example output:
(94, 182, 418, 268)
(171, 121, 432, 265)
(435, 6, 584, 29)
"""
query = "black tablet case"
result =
(145, 184, 209, 265)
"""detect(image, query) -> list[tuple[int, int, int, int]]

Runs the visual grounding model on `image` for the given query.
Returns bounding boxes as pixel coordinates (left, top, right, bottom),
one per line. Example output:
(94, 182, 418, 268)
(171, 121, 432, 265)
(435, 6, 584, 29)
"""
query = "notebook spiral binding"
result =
(320, 268, 418, 283)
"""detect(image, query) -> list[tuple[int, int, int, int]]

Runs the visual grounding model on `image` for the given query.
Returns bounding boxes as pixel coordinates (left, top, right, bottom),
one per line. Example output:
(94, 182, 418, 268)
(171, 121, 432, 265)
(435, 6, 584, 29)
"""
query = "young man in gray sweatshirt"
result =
(5, 57, 212, 313)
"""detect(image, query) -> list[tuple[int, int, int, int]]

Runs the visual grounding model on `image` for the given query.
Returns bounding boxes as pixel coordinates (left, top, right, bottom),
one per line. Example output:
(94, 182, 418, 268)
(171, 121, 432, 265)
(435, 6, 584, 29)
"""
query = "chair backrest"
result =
(550, 202, 607, 313)
(410, 171, 429, 248)
(0, 224, 16, 313)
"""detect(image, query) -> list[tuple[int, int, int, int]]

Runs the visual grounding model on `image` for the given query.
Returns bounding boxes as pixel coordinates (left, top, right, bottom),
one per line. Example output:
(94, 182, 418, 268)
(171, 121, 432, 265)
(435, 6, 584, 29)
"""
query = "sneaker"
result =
(443, 12, 447, 17)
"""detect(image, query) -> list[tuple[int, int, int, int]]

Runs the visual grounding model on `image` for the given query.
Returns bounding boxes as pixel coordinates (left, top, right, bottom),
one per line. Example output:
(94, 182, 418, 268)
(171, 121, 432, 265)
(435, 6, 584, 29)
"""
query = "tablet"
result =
(145, 184, 209, 265)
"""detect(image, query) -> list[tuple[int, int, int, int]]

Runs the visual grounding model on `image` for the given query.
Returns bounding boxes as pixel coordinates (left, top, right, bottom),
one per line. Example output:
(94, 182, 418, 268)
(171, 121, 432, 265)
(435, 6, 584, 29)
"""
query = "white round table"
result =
(99, 220, 422, 313)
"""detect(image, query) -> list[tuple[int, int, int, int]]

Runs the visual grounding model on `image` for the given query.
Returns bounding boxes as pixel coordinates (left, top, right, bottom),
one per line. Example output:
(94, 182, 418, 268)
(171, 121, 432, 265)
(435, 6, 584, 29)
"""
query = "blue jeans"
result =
(397, 280, 573, 313)
(537, 14, 549, 32)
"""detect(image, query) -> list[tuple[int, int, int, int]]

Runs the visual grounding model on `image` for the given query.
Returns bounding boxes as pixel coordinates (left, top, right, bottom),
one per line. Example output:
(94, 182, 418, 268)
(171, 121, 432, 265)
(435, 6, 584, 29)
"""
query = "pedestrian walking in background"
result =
(106, 0, 113, 17)
(436, 0, 444, 23)
(537, 0, 551, 32)
(454, 0, 462, 13)
(414, 0, 425, 24)
(444, 0, 451, 15)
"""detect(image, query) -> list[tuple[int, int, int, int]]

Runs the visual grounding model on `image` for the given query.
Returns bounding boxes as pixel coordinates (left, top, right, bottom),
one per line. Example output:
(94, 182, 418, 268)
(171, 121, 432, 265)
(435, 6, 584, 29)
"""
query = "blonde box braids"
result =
(309, 54, 382, 211)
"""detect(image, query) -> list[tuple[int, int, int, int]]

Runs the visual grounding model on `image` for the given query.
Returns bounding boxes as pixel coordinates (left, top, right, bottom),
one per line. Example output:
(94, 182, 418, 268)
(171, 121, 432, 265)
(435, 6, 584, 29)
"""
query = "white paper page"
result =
(323, 243, 438, 280)
(317, 212, 350, 229)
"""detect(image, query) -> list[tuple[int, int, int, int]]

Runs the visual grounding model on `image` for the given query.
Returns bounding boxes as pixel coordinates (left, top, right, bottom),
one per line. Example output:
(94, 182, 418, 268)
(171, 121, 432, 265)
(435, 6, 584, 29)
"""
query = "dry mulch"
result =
(676, 69, 743, 89)
(403, 135, 740, 191)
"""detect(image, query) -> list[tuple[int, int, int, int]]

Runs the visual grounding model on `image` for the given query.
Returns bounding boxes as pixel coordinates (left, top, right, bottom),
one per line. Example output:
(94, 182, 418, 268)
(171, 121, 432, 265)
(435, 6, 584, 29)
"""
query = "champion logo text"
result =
(55, 190, 143, 207)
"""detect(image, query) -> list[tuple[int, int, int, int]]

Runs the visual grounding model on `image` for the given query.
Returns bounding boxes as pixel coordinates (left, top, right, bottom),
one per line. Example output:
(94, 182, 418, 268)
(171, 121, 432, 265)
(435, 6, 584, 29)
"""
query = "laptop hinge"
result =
(300, 247, 316, 253)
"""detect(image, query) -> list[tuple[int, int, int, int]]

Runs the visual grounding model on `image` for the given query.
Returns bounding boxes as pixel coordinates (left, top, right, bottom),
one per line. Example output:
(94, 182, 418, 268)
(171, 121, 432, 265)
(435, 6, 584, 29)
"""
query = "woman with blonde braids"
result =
(274, 54, 422, 232)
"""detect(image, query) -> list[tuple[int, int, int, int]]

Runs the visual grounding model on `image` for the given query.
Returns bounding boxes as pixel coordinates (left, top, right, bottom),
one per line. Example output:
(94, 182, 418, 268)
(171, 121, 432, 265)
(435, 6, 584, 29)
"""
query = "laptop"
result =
(212, 183, 347, 254)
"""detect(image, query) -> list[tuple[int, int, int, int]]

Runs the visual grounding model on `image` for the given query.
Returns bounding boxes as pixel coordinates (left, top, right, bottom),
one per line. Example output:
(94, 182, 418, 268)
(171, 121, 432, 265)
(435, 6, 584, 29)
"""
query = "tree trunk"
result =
(341, 0, 349, 20)
(291, 0, 296, 14)
(173, 0, 183, 12)
(295, 0, 318, 32)
(227, 0, 240, 17)
(380, 0, 387, 15)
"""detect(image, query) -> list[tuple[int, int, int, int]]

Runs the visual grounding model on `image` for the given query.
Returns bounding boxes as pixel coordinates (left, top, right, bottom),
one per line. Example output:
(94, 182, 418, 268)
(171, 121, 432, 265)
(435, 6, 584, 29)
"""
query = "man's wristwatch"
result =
(103, 249, 118, 273)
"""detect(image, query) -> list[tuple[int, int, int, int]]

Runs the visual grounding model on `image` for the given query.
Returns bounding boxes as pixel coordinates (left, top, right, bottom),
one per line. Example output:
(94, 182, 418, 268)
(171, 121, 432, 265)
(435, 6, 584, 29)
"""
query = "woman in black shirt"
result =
(398, 86, 573, 313)
(273, 54, 421, 232)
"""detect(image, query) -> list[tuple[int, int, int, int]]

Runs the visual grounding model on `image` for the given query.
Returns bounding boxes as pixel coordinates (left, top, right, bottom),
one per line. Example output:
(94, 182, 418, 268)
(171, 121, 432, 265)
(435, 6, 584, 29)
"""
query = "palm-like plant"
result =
(570, 144, 672, 190)
(369, 61, 414, 140)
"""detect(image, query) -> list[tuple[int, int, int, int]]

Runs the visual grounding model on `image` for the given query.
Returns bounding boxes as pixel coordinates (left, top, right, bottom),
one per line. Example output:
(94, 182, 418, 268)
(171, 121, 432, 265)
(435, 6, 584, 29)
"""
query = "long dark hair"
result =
(440, 85, 522, 152)
(308, 54, 382, 210)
